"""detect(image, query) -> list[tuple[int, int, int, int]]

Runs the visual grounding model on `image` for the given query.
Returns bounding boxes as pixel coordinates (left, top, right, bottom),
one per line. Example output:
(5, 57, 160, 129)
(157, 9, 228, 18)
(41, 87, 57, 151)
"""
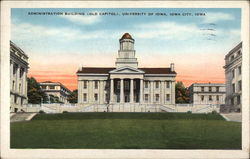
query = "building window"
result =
(14, 95, 17, 104)
(94, 93, 98, 101)
(19, 84, 21, 93)
(117, 81, 120, 89)
(209, 95, 212, 101)
(216, 95, 219, 101)
(133, 81, 136, 89)
(231, 98, 234, 105)
(13, 64, 17, 75)
(238, 80, 242, 91)
(12, 80, 15, 90)
(166, 94, 170, 101)
(201, 86, 204, 92)
(155, 94, 159, 102)
(49, 85, 55, 89)
(125, 81, 129, 90)
(41, 85, 46, 89)
(237, 50, 241, 56)
(209, 87, 212, 92)
(83, 81, 87, 89)
(232, 84, 235, 93)
(232, 69, 235, 78)
(83, 93, 87, 102)
(166, 81, 170, 88)
(155, 81, 159, 89)
(19, 68, 24, 78)
(94, 81, 98, 89)
(216, 86, 219, 92)
(105, 93, 108, 102)
(230, 55, 234, 61)
(237, 96, 241, 105)
(201, 95, 204, 101)
(144, 94, 149, 102)
(238, 66, 241, 75)
(144, 81, 149, 88)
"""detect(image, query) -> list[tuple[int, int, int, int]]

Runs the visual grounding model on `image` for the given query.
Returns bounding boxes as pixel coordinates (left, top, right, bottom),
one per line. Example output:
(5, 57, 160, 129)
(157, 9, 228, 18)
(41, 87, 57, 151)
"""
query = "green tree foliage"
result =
(27, 77, 48, 104)
(175, 81, 190, 103)
(68, 89, 78, 103)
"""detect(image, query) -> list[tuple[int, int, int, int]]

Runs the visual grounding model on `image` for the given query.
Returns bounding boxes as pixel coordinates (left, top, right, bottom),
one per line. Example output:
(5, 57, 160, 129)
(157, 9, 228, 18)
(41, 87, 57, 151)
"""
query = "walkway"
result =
(221, 113, 242, 122)
(10, 113, 37, 122)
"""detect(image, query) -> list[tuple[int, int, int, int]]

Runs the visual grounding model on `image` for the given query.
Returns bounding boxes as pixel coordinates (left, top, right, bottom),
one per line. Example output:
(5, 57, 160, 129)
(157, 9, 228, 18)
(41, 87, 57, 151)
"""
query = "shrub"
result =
(187, 111, 192, 114)
(39, 110, 45, 114)
(62, 111, 68, 113)
(211, 110, 218, 114)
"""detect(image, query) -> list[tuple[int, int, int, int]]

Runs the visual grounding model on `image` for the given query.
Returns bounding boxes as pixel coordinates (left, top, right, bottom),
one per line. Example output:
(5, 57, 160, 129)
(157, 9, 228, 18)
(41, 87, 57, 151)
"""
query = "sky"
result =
(11, 8, 241, 91)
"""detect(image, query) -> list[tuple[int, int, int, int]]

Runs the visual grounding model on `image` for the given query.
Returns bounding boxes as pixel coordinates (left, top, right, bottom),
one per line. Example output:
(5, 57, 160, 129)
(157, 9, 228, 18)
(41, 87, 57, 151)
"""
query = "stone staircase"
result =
(220, 113, 242, 122)
(10, 113, 37, 122)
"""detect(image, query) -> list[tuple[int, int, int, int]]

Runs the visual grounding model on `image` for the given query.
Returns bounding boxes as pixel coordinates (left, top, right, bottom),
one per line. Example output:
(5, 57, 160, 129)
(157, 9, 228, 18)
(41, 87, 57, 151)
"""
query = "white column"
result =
(150, 81, 154, 103)
(88, 80, 92, 103)
(160, 81, 165, 104)
(171, 81, 175, 104)
(120, 79, 124, 103)
(23, 70, 26, 96)
(100, 80, 104, 104)
(110, 79, 114, 103)
(140, 79, 143, 103)
(130, 79, 134, 103)
(77, 80, 80, 103)
(10, 60, 13, 83)
(16, 65, 20, 93)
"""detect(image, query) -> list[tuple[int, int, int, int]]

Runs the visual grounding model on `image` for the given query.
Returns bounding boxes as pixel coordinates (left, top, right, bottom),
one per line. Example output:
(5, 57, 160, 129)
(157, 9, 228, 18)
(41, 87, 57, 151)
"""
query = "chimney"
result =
(78, 64, 83, 71)
(170, 63, 175, 72)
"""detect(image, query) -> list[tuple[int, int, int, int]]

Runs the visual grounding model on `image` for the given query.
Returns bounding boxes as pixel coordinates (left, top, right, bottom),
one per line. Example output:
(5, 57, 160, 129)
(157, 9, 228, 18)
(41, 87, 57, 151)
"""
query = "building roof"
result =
(189, 83, 225, 88)
(120, 33, 133, 40)
(77, 67, 176, 74)
(39, 81, 72, 93)
(10, 41, 28, 58)
(225, 42, 242, 59)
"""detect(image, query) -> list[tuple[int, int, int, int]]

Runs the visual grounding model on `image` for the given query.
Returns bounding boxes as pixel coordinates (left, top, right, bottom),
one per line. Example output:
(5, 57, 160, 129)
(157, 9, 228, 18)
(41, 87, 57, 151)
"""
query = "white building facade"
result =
(223, 42, 242, 112)
(39, 81, 72, 103)
(77, 33, 176, 112)
(189, 83, 226, 105)
(10, 41, 29, 112)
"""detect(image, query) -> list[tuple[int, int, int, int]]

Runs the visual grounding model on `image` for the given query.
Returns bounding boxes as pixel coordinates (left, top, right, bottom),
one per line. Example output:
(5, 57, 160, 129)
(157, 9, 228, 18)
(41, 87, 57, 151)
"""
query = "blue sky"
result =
(11, 8, 241, 56)
(11, 8, 241, 89)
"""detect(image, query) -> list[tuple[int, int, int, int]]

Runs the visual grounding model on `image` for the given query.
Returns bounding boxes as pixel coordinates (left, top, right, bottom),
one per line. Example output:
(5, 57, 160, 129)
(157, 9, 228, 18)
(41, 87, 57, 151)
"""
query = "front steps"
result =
(10, 113, 37, 122)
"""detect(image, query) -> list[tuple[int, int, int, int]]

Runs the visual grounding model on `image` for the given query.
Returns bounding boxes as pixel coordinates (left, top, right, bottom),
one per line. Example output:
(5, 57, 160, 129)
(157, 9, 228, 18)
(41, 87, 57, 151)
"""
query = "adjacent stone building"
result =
(77, 33, 177, 112)
(39, 81, 72, 103)
(10, 41, 29, 112)
(223, 42, 242, 112)
(189, 83, 226, 105)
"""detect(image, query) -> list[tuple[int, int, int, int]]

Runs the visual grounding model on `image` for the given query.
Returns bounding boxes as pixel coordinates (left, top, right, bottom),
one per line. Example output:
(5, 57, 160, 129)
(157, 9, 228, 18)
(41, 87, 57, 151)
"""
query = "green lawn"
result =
(11, 112, 241, 149)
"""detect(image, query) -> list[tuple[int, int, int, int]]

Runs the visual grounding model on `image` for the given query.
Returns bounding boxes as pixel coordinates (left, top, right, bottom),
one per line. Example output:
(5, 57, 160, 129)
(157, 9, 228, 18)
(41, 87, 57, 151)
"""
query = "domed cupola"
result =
(116, 33, 138, 68)
(120, 33, 134, 40)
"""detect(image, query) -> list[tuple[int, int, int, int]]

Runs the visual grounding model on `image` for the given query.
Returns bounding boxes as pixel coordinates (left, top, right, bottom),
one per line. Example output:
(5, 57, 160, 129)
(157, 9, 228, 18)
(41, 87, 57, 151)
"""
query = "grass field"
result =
(11, 112, 241, 149)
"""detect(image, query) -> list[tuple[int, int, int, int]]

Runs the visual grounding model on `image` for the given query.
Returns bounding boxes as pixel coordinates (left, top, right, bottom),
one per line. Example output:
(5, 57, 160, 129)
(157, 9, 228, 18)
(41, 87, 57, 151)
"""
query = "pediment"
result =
(109, 66, 144, 74)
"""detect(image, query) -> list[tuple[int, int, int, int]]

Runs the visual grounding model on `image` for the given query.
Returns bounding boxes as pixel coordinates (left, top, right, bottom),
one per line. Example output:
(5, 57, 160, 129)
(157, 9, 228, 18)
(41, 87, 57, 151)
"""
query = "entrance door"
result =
(125, 95, 129, 103)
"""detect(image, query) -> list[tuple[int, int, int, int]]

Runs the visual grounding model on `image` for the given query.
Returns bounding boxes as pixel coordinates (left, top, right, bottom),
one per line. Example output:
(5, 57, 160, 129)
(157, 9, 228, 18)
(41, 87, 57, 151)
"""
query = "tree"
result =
(68, 89, 78, 103)
(175, 81, 190, 103)
(27, 77, 48, 104)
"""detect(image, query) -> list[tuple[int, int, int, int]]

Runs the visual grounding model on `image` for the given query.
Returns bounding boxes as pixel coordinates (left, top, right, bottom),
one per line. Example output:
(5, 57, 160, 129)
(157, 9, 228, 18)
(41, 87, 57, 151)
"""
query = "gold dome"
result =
(121, 33, 133, 40)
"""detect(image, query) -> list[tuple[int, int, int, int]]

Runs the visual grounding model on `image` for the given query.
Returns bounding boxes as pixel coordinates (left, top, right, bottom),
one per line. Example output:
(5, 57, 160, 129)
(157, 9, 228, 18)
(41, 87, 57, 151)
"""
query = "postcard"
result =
(1, 1, 249, 159)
